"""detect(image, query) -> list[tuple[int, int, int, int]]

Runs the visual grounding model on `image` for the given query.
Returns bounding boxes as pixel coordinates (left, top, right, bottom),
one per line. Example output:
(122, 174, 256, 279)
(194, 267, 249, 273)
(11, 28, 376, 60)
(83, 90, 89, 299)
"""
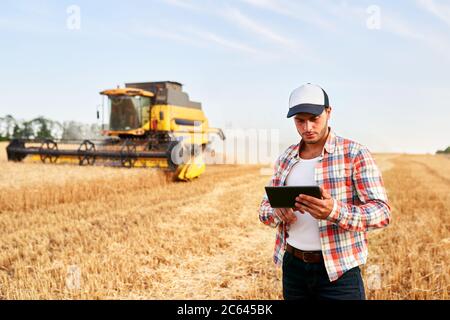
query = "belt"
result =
(285, 243, 323, 264)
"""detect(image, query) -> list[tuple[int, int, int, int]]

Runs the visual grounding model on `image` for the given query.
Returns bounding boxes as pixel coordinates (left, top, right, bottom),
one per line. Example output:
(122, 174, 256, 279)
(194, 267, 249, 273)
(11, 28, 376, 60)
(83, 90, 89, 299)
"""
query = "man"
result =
(258, 83, 391, 300)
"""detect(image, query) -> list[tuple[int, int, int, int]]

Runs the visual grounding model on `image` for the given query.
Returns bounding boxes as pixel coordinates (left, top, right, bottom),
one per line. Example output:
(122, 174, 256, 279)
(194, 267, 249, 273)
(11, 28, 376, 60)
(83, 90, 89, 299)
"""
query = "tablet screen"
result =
(265, 186, 322, 208)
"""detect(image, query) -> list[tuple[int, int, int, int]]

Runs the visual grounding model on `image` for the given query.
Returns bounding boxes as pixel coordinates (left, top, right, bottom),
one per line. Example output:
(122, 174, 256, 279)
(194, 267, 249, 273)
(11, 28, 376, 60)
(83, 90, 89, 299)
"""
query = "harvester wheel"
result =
(39, 140, 59, 163)
(120, 141, 137, 168)
(78, 140, 96, 166)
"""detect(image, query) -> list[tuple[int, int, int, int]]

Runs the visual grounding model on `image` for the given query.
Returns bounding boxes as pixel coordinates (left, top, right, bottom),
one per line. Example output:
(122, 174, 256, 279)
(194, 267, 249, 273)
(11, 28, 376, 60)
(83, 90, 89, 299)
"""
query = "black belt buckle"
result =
(301, 250, 322, 263)
(302, 252, 314, 263)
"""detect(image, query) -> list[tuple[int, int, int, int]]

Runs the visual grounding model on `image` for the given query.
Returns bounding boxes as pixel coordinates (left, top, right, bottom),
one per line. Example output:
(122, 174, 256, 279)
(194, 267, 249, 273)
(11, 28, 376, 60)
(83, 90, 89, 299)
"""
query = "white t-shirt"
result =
(284, 155, 322, 251)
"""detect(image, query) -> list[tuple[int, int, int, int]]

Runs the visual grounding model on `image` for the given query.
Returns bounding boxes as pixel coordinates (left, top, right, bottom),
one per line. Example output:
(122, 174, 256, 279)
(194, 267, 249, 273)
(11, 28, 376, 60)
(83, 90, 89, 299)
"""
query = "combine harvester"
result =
(6, 81, 225, 181)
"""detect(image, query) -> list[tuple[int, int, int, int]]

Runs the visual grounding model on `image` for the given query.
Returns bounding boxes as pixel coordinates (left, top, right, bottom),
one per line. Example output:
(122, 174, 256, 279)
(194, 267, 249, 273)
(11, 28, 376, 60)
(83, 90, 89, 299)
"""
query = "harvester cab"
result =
(6, 81, 225, 181)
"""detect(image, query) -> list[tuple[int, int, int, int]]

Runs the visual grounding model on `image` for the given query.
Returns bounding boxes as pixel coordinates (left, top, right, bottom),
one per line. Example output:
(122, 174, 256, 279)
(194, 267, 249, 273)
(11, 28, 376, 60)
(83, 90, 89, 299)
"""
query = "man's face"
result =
(293, 108, 331, 144)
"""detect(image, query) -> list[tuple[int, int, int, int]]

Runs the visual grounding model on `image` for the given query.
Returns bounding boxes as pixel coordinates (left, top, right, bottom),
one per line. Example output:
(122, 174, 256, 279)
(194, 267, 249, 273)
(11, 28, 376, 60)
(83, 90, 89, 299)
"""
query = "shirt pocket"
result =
(328, 165, 349, 181)
(328, 166, 352, 199)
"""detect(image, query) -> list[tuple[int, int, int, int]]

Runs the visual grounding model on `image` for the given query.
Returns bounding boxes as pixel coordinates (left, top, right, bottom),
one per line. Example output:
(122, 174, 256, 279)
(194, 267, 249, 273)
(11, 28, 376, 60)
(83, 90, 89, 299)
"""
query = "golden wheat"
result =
(0, 142, 448, 299)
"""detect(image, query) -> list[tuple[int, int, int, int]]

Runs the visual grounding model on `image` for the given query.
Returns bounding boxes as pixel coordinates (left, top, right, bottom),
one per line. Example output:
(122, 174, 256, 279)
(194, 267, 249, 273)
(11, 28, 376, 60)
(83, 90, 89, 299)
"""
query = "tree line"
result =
(436, 146, 450, 154)
(2, 115, 448, 154)
(0, 115, 102, 141)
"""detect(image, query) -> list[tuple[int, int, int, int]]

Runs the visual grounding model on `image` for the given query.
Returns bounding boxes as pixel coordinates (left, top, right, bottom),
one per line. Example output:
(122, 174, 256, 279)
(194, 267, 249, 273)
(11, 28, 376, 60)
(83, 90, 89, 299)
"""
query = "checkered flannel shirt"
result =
(258, 128, 391, 281)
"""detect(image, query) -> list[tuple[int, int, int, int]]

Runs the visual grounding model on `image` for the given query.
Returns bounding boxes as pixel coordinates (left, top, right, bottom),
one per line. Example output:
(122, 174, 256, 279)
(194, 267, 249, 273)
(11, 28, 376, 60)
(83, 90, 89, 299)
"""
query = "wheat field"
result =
(0, 142, 448, 299)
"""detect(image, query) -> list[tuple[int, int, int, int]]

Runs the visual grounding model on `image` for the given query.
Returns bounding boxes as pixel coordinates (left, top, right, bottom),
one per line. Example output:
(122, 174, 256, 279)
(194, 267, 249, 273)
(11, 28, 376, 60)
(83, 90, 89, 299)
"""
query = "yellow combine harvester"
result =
(6, 81, 225, 181)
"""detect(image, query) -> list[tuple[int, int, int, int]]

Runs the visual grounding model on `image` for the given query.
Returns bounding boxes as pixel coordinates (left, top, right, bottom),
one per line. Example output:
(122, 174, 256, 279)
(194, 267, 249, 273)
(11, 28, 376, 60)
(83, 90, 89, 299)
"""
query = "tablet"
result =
(265, 186, 322, 208)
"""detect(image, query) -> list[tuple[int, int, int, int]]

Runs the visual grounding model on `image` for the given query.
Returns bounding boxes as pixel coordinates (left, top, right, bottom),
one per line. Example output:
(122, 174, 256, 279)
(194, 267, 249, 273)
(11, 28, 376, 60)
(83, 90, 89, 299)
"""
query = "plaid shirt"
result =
(258, 128, 391, 282)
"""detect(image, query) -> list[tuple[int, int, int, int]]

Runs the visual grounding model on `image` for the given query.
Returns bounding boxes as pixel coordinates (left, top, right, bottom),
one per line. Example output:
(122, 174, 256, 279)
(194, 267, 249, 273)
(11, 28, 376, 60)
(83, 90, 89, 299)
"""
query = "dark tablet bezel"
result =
(264, 186, 322, 208)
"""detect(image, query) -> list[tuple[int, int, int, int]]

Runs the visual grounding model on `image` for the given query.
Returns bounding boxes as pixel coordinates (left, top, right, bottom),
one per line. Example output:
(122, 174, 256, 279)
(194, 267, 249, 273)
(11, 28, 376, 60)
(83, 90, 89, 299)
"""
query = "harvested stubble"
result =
(0, 143, 448, 299)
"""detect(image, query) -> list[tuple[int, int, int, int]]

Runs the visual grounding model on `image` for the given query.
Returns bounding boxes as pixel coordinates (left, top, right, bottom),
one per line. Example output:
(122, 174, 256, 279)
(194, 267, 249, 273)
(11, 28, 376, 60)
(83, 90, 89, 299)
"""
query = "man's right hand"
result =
(274, 208, 298, 225)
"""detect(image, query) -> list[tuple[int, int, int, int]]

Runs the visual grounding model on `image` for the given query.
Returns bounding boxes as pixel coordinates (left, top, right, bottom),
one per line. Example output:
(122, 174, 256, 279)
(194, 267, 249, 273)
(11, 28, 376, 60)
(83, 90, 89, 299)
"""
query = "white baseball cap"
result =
(287, 83, 330, 118)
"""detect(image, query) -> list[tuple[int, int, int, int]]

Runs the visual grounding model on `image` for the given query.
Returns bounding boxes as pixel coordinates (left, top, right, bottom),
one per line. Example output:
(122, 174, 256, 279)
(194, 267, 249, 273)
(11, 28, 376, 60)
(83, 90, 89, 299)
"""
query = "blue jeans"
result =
(282, 251, 366, 300)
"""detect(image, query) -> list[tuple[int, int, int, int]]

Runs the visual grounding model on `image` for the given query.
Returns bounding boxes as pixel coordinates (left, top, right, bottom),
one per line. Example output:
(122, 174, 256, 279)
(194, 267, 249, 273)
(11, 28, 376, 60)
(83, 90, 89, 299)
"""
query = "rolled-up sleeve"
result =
(326, 147, 391, 232)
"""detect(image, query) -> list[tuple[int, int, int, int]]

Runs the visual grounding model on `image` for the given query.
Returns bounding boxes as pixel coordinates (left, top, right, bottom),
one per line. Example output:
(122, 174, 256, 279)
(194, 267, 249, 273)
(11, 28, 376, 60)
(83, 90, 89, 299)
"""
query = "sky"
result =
(0, 0, 449, 154)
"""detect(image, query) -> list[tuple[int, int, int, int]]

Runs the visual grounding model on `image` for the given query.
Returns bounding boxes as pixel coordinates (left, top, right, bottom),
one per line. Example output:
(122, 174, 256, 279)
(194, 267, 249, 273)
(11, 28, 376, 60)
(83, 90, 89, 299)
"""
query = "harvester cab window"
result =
(108, 95, 143, 131)
(140, 97, 151, 127)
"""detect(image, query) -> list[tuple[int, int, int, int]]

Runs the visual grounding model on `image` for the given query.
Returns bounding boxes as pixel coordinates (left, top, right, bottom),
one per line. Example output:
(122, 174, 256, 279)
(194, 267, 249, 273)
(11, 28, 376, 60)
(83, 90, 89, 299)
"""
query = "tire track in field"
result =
(0, 168, 260, 243)
(410, 160, 450, 186)
(134, 172, 280, 299)
(13, 169, 271, 299)
(0, 164, 258, 213)
(0, 165, 260, 232)
(0, 168, 264, 283)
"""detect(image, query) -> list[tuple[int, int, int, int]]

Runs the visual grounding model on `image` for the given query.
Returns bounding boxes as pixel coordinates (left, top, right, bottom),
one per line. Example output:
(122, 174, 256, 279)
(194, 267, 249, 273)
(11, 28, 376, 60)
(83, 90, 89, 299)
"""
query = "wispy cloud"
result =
(191, 28, 263, 55)
(136, 24, 267, 57)
(382, 13, 424, 40)
(138, 27, 207, 48)
(378, 10, 450, 58)
(161, 0, 203, 12)
(319, 1, 450, 58)
(221, 7, 301, 50)
(157, 0, 450, 61)
(416, 0, 450, 27)
(0, 16, 58, 34)
(158, 0, 310, 59)
(240, 0, 336, 31)
(0, 1, 55, 33)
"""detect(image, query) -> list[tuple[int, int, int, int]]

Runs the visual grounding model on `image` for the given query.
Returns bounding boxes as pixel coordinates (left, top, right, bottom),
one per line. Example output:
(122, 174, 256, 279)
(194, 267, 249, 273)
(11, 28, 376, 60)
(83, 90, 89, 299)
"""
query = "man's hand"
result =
(274, 208, 298, 225)
(294, 187, 334, 220)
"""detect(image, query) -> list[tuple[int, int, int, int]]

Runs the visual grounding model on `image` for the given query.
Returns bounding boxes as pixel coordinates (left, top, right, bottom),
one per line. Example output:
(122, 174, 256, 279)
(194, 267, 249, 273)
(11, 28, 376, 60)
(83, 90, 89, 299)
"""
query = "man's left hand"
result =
(294, 187, 334, 220)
